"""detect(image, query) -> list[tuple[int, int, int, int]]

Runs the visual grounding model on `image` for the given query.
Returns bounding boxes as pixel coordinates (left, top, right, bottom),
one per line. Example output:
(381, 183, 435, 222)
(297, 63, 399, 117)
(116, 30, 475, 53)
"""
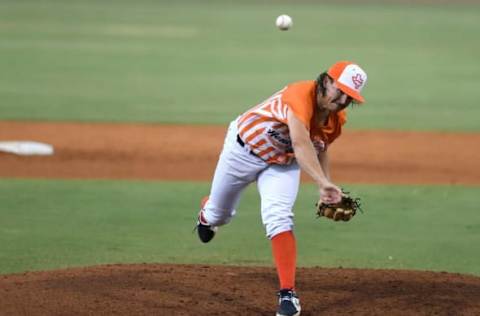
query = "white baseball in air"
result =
(275, 14, 292, 31)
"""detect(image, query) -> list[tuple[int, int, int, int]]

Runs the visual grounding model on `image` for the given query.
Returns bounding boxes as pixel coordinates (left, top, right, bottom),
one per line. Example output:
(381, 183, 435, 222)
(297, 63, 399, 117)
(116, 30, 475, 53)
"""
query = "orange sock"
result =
(271, 230, 296, 290)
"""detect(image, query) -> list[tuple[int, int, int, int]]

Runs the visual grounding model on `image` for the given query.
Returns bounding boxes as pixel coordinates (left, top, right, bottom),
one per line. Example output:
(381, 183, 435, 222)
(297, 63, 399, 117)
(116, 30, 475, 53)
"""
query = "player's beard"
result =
(323, 102, 340, 112)
(317, 98, 340, 112)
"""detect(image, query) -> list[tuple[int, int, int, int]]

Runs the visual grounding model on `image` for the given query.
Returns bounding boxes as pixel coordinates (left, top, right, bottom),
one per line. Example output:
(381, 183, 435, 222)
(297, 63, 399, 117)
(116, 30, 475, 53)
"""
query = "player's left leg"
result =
(257, 162, 301, 316)
(257, 161, 301, 240)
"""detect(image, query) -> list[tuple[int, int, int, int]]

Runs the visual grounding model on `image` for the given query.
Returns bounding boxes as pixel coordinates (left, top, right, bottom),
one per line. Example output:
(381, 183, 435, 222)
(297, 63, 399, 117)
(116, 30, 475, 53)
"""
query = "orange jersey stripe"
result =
(245, 127, 266, 144)
(257, 146, 275, 158)
(250, 138, 267, 149)
(267, 152, 294, 165)
(241, 116, 277, 135)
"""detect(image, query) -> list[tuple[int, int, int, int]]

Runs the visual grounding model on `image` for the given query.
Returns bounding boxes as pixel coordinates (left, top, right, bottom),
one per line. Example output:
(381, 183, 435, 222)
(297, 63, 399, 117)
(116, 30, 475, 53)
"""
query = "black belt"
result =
(236, 134, 246, 147)
(237, 134, 258, 157)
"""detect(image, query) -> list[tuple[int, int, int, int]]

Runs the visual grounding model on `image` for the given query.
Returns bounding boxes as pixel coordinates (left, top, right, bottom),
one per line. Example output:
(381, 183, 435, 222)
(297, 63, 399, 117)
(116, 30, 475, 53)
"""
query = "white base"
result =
(0, 141, 54, 156)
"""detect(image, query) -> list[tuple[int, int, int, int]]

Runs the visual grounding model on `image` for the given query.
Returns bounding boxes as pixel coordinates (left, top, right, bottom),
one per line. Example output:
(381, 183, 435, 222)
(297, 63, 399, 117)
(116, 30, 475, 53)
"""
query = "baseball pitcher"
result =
(195, 61, 367, 316)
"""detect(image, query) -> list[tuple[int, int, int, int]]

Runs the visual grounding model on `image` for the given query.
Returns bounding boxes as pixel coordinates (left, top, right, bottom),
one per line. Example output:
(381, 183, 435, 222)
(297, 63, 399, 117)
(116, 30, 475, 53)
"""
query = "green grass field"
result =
(0, 0, 479, 276)
(1, 0, 479, 130)
(1, 179, 478, 276)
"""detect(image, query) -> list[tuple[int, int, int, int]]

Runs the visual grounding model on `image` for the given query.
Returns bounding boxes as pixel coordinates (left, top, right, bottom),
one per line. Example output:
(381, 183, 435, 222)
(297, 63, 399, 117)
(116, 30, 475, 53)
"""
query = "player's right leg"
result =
(196, 119, 267, 243)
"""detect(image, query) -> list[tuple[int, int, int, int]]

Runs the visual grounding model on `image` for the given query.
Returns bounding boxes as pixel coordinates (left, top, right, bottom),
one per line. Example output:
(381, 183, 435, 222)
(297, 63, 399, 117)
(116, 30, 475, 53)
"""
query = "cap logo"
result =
(333, 62, 368, 102)
(351, 74, 364, 90)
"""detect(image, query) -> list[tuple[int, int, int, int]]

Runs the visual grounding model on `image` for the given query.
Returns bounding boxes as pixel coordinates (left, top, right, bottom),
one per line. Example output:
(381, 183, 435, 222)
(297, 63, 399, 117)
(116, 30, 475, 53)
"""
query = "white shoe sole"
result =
(276, 312, 300, 316)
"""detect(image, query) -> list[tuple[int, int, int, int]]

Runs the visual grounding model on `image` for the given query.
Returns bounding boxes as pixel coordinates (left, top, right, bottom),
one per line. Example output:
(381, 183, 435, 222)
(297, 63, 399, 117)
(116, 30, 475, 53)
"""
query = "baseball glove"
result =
(316, 191, 362, 221)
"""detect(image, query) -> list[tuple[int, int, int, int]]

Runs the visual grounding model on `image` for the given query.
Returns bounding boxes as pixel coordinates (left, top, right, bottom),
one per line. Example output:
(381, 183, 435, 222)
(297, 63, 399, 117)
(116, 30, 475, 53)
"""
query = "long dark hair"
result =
(315, 72, 329, 98)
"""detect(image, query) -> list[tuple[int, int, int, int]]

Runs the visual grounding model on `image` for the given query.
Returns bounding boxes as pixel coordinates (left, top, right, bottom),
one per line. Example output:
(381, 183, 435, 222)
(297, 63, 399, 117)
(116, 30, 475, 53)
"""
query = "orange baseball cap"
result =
(327, 61, 367, 103)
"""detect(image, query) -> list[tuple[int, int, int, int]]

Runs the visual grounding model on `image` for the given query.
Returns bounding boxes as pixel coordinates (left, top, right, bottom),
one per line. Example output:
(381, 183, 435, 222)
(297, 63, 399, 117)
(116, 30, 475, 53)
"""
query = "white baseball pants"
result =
(203, 119, 301, 239)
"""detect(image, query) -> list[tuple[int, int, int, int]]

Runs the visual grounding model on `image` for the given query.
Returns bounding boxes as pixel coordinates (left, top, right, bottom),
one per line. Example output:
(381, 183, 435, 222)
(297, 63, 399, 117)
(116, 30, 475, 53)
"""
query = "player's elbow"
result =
(290, 138, 302, 151)
(290, 133, 309, 150)
(291, 138, 310, 157)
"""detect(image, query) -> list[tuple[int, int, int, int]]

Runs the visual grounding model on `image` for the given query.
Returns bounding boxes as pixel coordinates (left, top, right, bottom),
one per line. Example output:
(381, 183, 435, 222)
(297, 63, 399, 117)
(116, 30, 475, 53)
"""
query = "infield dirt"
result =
(1, 121, 480, 315)
(1, 121, 480, 184)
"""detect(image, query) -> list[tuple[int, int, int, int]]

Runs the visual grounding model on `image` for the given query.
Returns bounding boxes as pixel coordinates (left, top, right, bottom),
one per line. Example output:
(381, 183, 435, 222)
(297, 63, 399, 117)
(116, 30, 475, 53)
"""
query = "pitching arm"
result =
(317, 150, 331, 181)
(287, 110, 341, 203)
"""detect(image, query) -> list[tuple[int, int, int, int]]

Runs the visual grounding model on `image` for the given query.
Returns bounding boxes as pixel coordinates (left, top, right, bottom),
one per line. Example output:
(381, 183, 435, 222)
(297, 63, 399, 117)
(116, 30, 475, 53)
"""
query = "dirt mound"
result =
(1, 264, 479, 316)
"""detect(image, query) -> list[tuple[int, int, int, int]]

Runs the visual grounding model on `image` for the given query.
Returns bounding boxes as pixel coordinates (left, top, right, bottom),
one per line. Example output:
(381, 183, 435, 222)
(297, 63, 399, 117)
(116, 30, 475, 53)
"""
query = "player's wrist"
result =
(316, 178, 331, 189)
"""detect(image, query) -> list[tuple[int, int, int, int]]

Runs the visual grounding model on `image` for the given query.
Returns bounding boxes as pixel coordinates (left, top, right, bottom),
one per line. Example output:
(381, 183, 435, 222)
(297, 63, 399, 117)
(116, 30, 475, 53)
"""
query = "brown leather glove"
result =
(316, 191, 362, 221)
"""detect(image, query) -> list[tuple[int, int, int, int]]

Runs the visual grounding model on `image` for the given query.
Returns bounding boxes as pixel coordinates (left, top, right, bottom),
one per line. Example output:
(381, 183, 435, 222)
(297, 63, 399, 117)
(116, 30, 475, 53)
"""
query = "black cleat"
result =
(196, 196, 217, 243)
(196, 220, 217, 243)
(276, 289, 301, 316)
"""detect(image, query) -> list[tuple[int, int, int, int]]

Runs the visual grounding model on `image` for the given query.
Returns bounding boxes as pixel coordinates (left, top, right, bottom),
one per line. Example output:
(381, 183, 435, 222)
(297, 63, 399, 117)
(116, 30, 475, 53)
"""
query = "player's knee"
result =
(204, 207, 236, 227)
(264, 216, 294, 239)
(261, 202, 295, 238)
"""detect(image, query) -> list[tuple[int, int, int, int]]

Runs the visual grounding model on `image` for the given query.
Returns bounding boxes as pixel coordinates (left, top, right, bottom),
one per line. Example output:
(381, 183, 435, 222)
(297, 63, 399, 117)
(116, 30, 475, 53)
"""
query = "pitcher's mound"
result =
(1, 264, 479, 315)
